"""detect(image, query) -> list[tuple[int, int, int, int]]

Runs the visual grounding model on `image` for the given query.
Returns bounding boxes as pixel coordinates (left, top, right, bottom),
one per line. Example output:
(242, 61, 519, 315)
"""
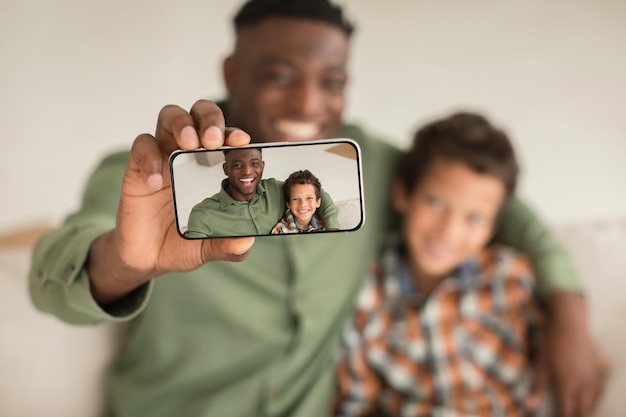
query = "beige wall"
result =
(2, 0, 625, 233)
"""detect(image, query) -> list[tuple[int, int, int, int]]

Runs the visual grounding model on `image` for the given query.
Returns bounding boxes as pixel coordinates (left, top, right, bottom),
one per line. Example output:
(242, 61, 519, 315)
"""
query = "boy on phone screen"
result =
(272, 169, 327, 234)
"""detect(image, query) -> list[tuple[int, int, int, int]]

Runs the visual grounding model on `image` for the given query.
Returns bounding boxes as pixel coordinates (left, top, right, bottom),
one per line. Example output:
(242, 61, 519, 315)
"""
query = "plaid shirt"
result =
(271, 209, 326, 234)
(335, 235, 544, 417)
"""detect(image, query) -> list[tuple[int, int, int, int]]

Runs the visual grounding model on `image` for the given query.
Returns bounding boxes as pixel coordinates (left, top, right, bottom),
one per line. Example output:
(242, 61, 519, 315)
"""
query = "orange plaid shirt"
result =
(335, 236, 544, 417)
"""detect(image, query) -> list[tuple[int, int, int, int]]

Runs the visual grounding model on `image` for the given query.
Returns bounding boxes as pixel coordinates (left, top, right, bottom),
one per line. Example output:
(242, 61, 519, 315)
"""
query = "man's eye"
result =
(266, 72, 293, 86)
(322, 78, 346, 92)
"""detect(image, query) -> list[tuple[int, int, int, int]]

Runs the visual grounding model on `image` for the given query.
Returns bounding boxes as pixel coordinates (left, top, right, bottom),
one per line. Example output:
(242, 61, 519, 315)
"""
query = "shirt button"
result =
(36, 271, 44, 282)
(269, 386, 281, 400)
(289, 337, 301, 354)
(65, 265, 75, 278)
(291, 291, 303, 304)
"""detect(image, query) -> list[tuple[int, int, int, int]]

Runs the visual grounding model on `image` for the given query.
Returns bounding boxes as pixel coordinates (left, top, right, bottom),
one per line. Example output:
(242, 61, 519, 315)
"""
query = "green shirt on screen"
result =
(184, 177, 339, 238)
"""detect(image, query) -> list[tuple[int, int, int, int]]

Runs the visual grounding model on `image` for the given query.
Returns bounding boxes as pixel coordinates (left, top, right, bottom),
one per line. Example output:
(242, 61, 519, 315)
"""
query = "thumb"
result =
(201, 237, 255, 263)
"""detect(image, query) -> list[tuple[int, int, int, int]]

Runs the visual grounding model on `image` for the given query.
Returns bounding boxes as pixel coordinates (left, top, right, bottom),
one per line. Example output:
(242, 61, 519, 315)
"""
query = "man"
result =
(29, 1, 604, 416)
(184, 149, 338, 237)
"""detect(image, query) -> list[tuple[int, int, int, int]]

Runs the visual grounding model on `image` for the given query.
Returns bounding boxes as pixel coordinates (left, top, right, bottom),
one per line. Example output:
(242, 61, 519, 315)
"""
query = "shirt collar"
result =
(218, 178, 266, 210)
(383, 232, 483, 301)
(287, 209, 320, 232)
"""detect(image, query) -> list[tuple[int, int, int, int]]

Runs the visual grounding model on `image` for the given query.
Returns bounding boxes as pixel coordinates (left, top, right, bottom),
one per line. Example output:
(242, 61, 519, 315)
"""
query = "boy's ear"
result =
(391, 179, 409, 214)
(223, 55, 237, 94)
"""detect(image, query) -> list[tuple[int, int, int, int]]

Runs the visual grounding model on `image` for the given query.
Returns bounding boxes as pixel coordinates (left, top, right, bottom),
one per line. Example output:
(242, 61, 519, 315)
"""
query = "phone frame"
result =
(168, 138, 365, 239)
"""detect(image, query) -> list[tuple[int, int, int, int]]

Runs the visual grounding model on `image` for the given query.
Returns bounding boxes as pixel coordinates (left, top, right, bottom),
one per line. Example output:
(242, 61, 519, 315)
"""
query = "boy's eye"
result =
(467, 213, 485, 226)
(427, 196, 445, 211)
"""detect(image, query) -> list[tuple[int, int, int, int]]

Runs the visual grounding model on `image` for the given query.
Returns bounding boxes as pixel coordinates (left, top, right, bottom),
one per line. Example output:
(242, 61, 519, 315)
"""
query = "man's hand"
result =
(528, 292, 607, 417)
(88, 100, 254, 306)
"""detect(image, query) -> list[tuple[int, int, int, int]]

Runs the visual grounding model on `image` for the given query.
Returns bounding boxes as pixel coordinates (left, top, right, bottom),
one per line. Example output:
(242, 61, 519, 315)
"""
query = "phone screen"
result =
(169, 138, 365, 239)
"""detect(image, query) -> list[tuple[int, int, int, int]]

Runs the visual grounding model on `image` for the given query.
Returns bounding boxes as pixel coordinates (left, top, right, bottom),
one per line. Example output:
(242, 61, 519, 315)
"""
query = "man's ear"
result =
(223, 55, 237, 94)
(222, 162, 228, 176)
(391, 179, 409, 214)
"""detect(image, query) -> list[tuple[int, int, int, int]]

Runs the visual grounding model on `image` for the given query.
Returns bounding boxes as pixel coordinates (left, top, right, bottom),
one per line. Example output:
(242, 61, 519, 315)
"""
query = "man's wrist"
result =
(546, 291, 587, 325)
(87, 230, 155, 306)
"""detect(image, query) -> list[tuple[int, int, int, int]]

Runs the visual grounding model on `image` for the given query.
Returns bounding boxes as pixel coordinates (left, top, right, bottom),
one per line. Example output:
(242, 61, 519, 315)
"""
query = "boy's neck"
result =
(403, 254, 449, 295)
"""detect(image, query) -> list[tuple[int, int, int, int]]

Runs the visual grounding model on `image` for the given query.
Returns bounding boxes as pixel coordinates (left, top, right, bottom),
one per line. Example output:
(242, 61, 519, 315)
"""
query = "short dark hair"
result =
(398, 112, 519, 200)
(223, 147, 262, 159)
(234, 0, 355, 37)
(283, 169, 322, 200)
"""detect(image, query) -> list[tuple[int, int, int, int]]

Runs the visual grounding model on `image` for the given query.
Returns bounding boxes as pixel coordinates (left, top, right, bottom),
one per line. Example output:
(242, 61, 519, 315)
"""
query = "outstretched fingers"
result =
(131, 134, 164, 191)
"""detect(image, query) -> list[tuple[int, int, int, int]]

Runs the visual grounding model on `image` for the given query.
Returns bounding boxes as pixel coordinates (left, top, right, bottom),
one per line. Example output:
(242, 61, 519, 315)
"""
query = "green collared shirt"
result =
(28, 118, 582, 417)
(184, 178, 338, 238)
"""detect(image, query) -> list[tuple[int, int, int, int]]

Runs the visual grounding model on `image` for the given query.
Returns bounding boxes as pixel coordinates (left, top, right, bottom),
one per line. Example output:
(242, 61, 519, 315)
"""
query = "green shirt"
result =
(28, 122, 582, 417)
(185, 178, 339, 238)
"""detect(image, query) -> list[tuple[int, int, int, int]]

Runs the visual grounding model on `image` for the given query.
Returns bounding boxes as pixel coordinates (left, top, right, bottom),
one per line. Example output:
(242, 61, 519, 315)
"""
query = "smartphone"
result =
(169, 138, 365, 239)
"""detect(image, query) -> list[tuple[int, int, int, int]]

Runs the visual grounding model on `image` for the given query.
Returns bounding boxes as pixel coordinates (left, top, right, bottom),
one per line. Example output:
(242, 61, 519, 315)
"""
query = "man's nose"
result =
(290, 80, 323, 116)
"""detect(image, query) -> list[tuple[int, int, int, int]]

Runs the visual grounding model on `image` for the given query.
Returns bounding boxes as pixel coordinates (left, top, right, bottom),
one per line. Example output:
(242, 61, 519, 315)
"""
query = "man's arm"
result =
(29, 101, 255, 323)
(318, 189, 339, 229)
(495, 196, 606, 416)
(495, 196, 583, 293)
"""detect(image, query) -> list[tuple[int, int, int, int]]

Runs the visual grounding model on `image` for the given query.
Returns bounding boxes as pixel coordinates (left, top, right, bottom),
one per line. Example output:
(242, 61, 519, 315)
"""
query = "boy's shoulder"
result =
(476, 243, 535, 285)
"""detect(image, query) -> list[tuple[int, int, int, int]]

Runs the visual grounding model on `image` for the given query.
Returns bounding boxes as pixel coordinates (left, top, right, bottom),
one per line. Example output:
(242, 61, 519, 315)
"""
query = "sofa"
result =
(1, 218, 624, 416)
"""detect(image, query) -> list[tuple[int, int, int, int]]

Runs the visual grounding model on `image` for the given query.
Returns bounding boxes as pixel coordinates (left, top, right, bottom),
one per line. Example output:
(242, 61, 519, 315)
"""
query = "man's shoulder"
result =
(339, 122, 399, 152)
(191, 195, 221, 211)
(97, 149, 131, 168)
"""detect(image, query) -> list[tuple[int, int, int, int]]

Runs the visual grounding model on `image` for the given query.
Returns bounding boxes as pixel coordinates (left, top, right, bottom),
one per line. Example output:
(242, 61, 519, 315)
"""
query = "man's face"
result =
(393, 159, 505, 285)
(223, 149, 265, 201)
(224, 17, 349, 143)
(286, 183, 321, 227)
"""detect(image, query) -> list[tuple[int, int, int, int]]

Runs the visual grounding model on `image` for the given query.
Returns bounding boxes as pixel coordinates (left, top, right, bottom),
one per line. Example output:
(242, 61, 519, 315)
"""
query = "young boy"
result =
(335, 112, 545, 416)
(271, 169, 327, 234)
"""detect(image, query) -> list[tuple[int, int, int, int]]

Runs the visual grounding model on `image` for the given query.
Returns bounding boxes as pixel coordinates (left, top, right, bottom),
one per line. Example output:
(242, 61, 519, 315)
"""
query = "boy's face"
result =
(393, 158, 506, 283)
(223, 149, 265, 201)
(287, 183, 321, 227)
(224, 17, 349, 143)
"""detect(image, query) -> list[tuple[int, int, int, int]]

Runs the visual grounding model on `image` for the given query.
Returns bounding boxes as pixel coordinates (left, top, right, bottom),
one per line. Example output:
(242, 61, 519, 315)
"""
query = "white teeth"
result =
(240, 178, 254, 184)
(275, 120, 320, 140)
